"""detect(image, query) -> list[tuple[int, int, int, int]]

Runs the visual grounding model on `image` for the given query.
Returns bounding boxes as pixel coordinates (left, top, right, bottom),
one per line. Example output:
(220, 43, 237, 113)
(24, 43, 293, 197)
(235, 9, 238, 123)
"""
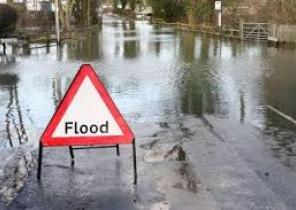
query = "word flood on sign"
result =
(37, 64, 137, 185)
(65, 121, 109, 134)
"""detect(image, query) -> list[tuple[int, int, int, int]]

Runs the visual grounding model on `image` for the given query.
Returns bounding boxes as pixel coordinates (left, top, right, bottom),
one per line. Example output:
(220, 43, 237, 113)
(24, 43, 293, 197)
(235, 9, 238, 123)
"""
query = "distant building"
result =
(26, 0, 52, 12)
(0, 0, 26, 4)
(13, 0, 26, 3)
(0, 0, 52, 12)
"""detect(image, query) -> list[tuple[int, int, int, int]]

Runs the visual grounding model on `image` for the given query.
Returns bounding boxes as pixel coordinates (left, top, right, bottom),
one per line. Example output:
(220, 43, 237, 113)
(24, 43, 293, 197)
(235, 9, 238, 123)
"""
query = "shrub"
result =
(0, 4, 17, 35)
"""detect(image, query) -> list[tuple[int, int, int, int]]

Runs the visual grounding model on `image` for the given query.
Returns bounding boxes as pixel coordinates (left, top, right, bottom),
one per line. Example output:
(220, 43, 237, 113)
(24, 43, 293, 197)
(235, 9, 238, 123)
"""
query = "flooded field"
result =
(1, 15, 296, 169)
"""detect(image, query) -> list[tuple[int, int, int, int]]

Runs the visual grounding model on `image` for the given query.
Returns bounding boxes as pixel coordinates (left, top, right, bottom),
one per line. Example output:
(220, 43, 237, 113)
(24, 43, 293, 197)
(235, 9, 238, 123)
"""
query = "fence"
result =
(152, 19, 240, 38)
(153, 18, 296, 44)
(269, 24, 296, 43)
(240, 23, 269, 41)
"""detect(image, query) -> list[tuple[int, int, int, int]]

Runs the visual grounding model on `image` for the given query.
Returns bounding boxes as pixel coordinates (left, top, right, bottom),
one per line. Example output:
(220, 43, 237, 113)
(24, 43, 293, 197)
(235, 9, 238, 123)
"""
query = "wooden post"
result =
(239, 19, 244, 40)
(87, 0, 90, 27)
(220, 0, 223, 34)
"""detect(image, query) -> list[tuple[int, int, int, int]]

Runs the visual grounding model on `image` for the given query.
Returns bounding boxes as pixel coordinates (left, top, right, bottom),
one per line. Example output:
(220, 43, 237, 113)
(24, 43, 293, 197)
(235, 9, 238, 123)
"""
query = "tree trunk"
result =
(58, 0, 67, 30)
(87, 0, 90, 27)
(130, 0, 136, 11)
(188, 0, 195, 26)
(113, 0, 118, 11)
(66, 0, 76, 28)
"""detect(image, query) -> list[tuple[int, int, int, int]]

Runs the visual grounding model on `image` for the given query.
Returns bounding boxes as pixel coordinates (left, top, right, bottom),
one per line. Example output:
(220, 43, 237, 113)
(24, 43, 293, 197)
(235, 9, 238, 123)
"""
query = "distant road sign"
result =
(215, 1, 222, 10)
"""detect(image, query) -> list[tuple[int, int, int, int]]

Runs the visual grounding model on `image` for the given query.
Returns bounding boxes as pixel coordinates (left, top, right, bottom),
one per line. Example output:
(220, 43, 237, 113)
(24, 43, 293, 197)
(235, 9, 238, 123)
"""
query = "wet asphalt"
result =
(6, 145, 151, 210)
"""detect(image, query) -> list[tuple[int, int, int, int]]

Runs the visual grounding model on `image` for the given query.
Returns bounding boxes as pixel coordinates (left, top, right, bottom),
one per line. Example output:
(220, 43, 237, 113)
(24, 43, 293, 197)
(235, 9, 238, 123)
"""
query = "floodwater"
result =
(1, 15, 296, 169)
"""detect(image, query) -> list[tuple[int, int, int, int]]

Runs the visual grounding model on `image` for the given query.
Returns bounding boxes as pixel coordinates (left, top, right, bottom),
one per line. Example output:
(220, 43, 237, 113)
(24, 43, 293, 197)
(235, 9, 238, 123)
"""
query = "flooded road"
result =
(1, 15, 296, 165)
(1, 15, 296, 209)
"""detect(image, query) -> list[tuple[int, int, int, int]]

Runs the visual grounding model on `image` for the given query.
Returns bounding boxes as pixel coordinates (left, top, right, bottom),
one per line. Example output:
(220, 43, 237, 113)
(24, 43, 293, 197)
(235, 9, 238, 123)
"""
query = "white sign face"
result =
(215, 1, 222, 10)
(52, 76, 123, 137)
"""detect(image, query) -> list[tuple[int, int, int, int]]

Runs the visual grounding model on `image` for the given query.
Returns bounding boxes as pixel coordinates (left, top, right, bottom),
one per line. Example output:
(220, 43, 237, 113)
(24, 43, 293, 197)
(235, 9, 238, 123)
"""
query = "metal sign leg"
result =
(2, 43, 6, 55)
(37, 141, 137, 186)
(69, 146, 75, 167)
(116, 144, 120, 156)
(37, 142, 43, 180)
(132, 139, 137, 185)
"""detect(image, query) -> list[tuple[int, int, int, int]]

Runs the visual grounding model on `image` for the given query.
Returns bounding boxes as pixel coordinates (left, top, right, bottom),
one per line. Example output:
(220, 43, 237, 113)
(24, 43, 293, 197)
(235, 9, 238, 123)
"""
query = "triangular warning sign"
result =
(41, 64, 134, 147)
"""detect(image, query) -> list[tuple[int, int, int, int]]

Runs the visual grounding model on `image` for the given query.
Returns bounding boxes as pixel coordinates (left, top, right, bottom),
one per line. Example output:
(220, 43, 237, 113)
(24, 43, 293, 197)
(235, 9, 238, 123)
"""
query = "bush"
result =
(149, 0, 185, 22)
(0, 4, 17, 35)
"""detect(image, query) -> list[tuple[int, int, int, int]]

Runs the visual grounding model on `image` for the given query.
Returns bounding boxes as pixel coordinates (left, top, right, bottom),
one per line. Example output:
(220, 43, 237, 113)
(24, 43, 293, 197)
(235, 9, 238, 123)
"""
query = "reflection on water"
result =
(52, 77, 62, 107)
(262, 48, 296, 168)
(264, 111, 296, 168)
(122, 22, 140, 59)
(0, 55, 16, 69)
(0, 69, 29, 148)
(66, 29, 103, 61)
(1, 15, 296, 169)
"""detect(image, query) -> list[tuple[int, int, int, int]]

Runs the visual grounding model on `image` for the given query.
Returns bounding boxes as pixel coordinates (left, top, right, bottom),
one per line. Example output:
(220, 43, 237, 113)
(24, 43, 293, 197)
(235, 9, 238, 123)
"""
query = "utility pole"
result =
(54, 0, 60, 45)
(221, 0, 223, 33)
(215, 1, 222, 33)
(87, 0, 90, 27)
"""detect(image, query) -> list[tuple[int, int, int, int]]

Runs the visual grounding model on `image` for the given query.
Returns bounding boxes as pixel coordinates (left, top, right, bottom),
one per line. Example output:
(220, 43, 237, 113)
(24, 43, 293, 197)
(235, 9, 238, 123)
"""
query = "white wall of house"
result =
(0, 0, 26, 4)
(13, 0, 26, 3)
(26, 0, 52, 12)
(0, 0, 52, 12)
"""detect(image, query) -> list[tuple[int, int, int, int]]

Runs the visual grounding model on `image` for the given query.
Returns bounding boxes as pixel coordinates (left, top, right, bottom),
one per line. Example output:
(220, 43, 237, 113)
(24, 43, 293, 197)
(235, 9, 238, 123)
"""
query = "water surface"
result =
(1, 15, 296, 168)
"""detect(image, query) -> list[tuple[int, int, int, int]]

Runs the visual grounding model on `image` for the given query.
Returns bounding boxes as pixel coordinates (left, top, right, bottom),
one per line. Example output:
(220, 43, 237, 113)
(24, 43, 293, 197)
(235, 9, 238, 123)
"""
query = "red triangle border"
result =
(41, 64, 134, 147)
